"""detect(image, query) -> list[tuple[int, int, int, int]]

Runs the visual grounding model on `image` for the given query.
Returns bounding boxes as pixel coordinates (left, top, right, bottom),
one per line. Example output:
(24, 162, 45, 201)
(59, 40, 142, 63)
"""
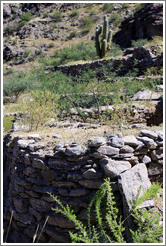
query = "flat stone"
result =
(156, 131, 163, 140)
(32, 158, 48, 170)
(88, 137, 106, 147)
(97, 145, 119, 156)
(29, 207, 43, 221)
(65, 145, 86, 156)
(30, 198, 52, 212)
(108, 136, 124, 148)
(100, 158, 131, 178)
(44, 225, 70, 243)
(148, 163, 163, 176)
(17, 139, 35, 149)
(136, 136, 157, 149)
(23, 167, 35, 176)
(24, 154, 31, 165)
(69, 188, 89, 197)
(83, 168, 103, 180)
(15, 177, 31, 188)
(52, 181, 77, 188)
(140, 130, 158, 139)
(28, 142, 45, 151)
(120, 145, 134, 153)
(47, 214, 75, 228)
(89, 152, 107, 159)
(41, 169, 59, 181)
(67, 172, 83, 180)
(142, 155, 151, 164)
(32, 185, 56, 194)
(28, 134, 44, 140)
(123, 135, 139, 146)
(113, 153, 134, 159)
(13, 196, 29, 213)
(79, 179, 103, 189)
(48, 158, 82, 171)
(13, 212, 33, 225)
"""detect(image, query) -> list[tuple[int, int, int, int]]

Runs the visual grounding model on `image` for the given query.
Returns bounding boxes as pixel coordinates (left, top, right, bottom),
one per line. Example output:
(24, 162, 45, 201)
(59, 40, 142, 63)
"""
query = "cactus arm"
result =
(101, 39, 107, 58)
(95, 28, 101, 57)
(107, 29, 112, 50)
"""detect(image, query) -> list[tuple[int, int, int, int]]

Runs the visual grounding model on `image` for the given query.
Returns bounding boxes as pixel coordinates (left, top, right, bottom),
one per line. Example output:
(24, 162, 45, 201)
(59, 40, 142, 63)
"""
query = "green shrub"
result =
(21, 12, 32, 22)
(80, 16, 94, 29)
(101, 3, 114, 12)
(109, 13, 121, 27)
(49, 179, 162, 243)
(52, 11, 62, 22)
(43, 12, 48, 18)
(23, 49, 31, 58)
(20, 90, 59, 131)
(134, 3, 146, 12)
(47, 42, 55, 48)
(131, 38, 149, 47)
(69, 10, 78, 18)
(3, 115, 14, 133)
(68, 30, 77, 39)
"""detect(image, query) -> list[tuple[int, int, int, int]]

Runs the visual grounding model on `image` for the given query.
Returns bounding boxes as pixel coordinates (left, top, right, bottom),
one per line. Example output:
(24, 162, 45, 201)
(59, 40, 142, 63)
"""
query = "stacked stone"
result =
(3, 131, 163, 243)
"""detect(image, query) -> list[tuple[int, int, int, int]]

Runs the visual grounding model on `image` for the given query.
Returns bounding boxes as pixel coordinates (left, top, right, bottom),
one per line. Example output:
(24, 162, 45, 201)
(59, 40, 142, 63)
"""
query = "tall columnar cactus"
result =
(95, 15, 112, 58)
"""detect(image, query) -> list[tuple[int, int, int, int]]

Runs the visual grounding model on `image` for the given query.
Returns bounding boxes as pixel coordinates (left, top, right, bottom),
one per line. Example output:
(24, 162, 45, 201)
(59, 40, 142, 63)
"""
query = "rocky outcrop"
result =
(3, 130, 163, 243)
(113, 3, 163, 48)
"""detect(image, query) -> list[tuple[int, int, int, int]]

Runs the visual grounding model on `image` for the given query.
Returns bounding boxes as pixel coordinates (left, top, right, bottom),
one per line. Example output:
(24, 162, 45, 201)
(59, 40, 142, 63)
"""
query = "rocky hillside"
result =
(3, 3, 163, 69)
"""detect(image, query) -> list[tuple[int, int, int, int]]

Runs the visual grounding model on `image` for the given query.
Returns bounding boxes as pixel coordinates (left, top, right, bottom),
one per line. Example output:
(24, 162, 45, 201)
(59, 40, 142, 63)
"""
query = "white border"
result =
(1, 1, 165, 245)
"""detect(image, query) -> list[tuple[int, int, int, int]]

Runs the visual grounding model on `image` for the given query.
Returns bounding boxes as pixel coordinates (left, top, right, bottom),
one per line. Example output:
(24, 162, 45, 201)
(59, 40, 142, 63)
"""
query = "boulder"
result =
(97, 145, 119, 156)
(100, 158, 131, 178)
(65, 145, 86, 156)
(123, 135, 139, 147)
(88, 137, 106, 147)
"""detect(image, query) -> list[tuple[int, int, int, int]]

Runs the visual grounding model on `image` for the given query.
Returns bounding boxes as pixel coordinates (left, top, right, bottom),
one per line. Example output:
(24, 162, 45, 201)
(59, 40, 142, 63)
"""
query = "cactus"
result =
(95, 15, 112, 58)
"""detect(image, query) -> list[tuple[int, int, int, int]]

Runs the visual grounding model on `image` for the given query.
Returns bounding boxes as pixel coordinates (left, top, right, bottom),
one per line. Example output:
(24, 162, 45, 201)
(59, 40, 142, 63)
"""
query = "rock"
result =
(88, 137, 106, 147)
(148, 163, 163, 176)
(52, 134, 62, 139)
(30, 198, 52, 212)
(44, 225, 70, 243)
(13, 211, 33, 225)
(97, 145, 119, 156)
(142, 155, 151, 164)
(140, 130, 158, 139)
(83, 168, 103, 180)
(17, 139, 35, 149)
(28, 134, 44, 140)
(48, 158, 82, 171)
(65, 145, 86, 156)
(52, 181, 77, 188)
(78, 180, 103, 189)
(120, 145, 134, 153)
(13, 196, 29, 213)
(23, 166, 35, 176)
(47, 214, 75, 228)
(150, 149, 163, 160)
(107, 136, 124, 148)
(133, 90, 154, 100)
(69, 188, 89, 197)
(100, 158, 131, 178)
(123, 135, 139, 147)
(137, 136, 157, 149)
(28, 142, 45, 151)
(67, 172, 83, 180)
(41, 169, 58, 181)
(15, 177, 31, 188)
(118, 163, 151, 242)
(32, 158, 48, 170)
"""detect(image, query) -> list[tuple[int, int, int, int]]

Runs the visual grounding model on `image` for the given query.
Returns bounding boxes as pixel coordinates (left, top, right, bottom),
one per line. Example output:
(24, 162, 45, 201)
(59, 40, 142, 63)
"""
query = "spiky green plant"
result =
(95, 15, 112, 58)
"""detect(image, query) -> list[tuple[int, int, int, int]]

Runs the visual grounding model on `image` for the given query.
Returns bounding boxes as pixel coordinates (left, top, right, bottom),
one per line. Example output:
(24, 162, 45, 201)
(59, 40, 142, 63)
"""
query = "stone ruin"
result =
(3, 129, 163, 243)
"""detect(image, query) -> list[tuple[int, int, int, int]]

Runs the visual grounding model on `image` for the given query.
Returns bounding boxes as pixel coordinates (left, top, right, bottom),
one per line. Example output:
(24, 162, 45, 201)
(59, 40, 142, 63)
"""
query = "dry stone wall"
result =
(3, 130, 163, 243)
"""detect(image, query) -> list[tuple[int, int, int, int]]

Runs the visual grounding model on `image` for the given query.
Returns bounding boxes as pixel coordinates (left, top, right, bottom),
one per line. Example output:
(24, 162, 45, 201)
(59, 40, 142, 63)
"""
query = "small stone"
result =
(32, 158, 48, 170)
(100, 158, 131, 178)
(53, 134, 62, 139)
(148, 163, 163, 176)
(24, 154, 31, 165)
(137, 136, 157, 149)
(142, 155, 151, 164)
(69, 188, 89, 197)
(88, 137, 106, 147)
(123, 135, 139, 146)
(52, 181, 77, 188)
(28, 134, 44, 140)
(97, 145, 119, 156)
(151, 149, 163, 161)
(65, 145, 86, 156)
(108, 136, 124, 148)
(78, 180, 103, 189)
(23, 167, 35, 176)
(83, 168, 102, 180)
(17, 139, 35, 149)
(120, 145, 134, 153)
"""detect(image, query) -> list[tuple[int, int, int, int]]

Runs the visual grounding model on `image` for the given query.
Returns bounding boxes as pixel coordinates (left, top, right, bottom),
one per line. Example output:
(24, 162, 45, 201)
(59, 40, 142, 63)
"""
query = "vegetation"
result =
(3, 115, 14, 133)
(51, 11, 62, 22)
(95, 15, 112, 58)
(49, 179, 162, 243)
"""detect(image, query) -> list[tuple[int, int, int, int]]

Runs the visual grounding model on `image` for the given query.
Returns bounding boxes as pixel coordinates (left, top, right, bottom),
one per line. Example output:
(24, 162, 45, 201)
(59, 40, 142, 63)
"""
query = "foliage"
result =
(101, 3, 114, 12)
(47, 42, 55, 48)
(20, 90, 59, 131)
(52, 11, 62, 22)
(68, 30, 77, 40)
(69, 10, 78, 18)
(131, 38, 149, 47)
(134, 3, 146, 12)
(49, 179, 162, 243)
(21, 12, 32, 22)
(80, 16, 95, 30)
(109, 13, 121, 27)
(3, 115, 14, 133)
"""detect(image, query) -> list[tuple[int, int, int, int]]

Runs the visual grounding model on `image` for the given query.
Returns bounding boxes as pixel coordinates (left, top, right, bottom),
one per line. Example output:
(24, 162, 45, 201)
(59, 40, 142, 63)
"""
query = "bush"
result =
(52, 11, 62, 22)
(49, 179, 162, 243)
(80, 16, 94, 29)
(3, 115, 14, 133)
(47, 42, 55, 48)
(69, 10, 78, 18)
(109, 13, 121, 27)
(21, 12, 32, 22)
(101, 3, 114, 12)
(20, 90, 59, 131)
(68, 30, 77, 39)
(131, 38, 149, 47)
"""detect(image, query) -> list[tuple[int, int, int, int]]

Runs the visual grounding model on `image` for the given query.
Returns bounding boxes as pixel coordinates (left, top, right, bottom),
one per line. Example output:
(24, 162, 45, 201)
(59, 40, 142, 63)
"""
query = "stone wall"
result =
(3, 130, 163, 243)
(55, 46, 163, 77)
